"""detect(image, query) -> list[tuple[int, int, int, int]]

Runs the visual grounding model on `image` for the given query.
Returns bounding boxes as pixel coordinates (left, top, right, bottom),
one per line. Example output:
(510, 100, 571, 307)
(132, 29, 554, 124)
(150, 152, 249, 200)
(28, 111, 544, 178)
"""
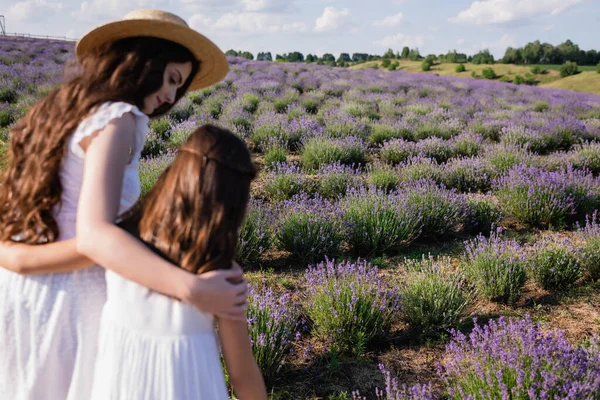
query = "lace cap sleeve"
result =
(69, 101, 150, 159)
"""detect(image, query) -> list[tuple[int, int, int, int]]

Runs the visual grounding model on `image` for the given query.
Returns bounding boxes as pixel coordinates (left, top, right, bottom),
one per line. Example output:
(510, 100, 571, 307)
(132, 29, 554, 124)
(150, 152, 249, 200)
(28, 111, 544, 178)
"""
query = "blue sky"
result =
(1, 0, 598, 59)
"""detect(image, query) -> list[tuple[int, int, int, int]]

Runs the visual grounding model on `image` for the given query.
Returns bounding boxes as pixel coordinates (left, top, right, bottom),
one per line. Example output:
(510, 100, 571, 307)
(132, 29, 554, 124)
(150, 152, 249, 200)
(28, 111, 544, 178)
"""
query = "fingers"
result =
(223, 268, 244, 279)
(231, 261, 243, 272)
(236, 287, 248, 302)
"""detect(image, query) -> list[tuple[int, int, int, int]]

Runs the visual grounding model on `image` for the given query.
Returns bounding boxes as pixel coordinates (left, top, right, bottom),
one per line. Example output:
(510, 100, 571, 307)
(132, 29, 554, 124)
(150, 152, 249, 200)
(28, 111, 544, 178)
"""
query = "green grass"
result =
(350, 61, 600, 96)
(537, 64, 597, 72)
(540, 71, 600, 95)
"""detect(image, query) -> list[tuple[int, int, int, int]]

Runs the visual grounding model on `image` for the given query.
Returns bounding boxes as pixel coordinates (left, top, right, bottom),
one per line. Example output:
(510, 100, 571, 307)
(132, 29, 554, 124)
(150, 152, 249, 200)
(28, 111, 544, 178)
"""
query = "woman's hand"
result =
(182, 262, 249, 320)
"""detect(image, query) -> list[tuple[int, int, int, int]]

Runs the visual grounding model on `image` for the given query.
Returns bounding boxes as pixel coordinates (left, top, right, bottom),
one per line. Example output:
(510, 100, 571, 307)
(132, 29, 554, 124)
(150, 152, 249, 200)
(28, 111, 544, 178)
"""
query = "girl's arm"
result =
(218, 318, 268, 400)
(0, 238, 94, 275)
(75, 113, 248, 320)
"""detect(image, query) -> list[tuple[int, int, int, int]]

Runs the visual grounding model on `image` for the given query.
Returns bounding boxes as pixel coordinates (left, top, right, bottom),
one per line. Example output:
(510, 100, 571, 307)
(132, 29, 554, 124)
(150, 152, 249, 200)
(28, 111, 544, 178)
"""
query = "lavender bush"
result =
(246, 285, 302, 377)
(401, 179, 469, 238)
(438, 315, 600, 399)
(341, 186, 422, 257)
(350, 364, 438, 400)
(305, 258, 402, 355)
(274, 193, 344, 264)
(315, 162, 361, 199)
(482, 143, 533, 176)
(369, 122, 414, 144)
(463, 228, 526, 304)
(464, 194, 504, 235)
(493, 164, 600, 228)
(397, 156, 444, 184)
(366, 162, 401, 192)
(379, 139, 420, 165)
(301, 135, 367, 171)
(263, 162, 304, 201)
(575, 211, 600, 281)
(401, 255, 471, 338)
(568, 141, 600, 174)
(236, 198, 273, 267)
(450, 133, 485, 158)
(526, 236, 582, 291)
(442, 156, 494, 193)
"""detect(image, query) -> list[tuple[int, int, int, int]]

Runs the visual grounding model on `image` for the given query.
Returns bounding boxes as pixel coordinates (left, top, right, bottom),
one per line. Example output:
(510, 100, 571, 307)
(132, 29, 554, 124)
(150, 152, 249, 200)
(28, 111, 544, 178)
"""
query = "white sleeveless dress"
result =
(0, 101, 149, 400)
(90, 271, 230, 400)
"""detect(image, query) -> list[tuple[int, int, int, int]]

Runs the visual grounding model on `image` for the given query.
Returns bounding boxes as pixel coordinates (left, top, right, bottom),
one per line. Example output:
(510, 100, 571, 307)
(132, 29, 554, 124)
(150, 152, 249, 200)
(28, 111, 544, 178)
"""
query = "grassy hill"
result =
(351, 60, 600, 95)
(539, 71, 600, 95)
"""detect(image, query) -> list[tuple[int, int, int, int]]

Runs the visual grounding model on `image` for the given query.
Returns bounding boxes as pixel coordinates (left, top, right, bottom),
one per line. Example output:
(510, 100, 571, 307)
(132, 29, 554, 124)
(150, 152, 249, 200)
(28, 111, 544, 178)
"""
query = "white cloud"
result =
(460, 33, 519, 57)
(241, 0, 290, 12)
(374, 13, 404, 28)
(72, 0, 171, 23)
(314, 6, 350, 32)
(188, 13, 214, 31)
(180, 0, 234, 13)
(449, 0, 588, 25)
(457, 38, 465, 45)
(373, 33, 425, 49)
(190, 11, 307, 34)
(7, 0, 63, 22)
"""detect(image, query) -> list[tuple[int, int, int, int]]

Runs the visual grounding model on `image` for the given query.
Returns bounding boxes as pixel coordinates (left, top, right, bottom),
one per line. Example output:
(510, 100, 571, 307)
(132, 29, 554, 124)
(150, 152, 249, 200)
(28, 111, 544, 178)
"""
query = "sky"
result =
(1, 0, 599, 59)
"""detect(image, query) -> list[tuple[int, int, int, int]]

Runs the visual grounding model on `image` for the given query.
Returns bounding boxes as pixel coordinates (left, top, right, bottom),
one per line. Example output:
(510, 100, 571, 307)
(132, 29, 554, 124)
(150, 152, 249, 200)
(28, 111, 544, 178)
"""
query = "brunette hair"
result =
(117, 124, 257, 274)
(0, 36, 200, 244)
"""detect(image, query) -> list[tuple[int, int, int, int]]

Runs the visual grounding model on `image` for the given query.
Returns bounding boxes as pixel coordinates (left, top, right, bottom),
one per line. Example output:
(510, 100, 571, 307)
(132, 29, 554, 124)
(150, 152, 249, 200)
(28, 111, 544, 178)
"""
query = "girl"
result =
(0, 9, 248, 400)
(91, 124, 267, 399)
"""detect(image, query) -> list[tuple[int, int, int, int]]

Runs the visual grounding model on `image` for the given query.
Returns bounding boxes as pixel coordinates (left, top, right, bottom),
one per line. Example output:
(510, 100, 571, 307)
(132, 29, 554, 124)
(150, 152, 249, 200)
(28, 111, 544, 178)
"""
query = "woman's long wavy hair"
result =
(0, 36, 200, 244)
(117, 125, 257, 275)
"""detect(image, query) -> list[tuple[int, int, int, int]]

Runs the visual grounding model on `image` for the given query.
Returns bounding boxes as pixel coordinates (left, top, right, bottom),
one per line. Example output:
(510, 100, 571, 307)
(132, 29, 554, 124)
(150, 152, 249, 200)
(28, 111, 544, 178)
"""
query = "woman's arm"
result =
(0, 238, 94, 275)
(218, 318, 268, 400)
(75, 113, 248, 320)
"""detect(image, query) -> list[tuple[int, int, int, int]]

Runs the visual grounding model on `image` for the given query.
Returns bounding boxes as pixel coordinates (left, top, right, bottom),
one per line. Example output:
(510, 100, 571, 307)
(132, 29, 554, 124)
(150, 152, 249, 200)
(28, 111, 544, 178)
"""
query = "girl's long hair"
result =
(117, 125, 257, 274)
(0, 36, 200, 244)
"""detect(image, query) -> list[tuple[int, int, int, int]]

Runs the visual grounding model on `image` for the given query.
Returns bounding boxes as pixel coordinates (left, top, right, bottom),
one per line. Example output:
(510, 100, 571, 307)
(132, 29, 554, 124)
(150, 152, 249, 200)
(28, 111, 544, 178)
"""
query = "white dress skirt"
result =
(90, 269, 230, 400)
(0, 101, 150, 399)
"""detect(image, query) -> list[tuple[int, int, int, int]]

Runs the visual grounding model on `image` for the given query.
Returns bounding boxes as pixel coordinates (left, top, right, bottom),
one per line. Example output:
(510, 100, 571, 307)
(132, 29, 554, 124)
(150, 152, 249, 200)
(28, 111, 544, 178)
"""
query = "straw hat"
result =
(75, 9, 229, 92)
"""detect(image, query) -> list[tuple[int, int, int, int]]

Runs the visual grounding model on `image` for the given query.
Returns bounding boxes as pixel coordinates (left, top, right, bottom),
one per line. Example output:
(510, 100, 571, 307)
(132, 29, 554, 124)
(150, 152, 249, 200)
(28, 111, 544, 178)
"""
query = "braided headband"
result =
(179, 147, 255, 176)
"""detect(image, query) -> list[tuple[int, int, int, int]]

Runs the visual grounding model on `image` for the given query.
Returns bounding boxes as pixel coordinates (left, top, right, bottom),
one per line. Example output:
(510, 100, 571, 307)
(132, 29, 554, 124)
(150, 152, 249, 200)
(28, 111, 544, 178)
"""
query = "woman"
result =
(0, 9, 246, 400)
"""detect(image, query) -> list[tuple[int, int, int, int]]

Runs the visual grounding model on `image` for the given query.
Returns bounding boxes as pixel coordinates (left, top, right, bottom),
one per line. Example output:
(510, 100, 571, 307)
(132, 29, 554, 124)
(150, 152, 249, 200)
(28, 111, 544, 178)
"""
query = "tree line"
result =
(224, 39, 599, 67)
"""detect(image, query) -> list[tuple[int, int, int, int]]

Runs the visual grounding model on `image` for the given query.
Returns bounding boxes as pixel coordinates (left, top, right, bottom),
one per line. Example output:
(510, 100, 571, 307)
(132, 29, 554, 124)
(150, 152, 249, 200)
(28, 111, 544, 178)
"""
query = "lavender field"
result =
(2, 36, 600, 399)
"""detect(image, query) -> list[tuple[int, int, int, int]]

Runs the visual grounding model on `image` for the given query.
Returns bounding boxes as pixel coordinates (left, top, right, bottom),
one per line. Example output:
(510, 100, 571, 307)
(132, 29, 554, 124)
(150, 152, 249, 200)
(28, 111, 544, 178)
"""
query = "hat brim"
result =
(75, 19, 229, 92)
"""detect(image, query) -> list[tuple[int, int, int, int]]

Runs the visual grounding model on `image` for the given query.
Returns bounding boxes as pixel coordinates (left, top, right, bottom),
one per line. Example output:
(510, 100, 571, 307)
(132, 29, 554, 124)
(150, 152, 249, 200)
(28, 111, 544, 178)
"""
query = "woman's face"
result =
(142, 61, 193, 115)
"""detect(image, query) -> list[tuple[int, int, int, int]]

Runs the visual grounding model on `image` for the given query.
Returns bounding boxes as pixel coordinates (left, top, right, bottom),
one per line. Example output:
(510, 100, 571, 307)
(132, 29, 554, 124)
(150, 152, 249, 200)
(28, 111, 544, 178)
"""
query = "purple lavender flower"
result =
(438, 315, 600, 399)
(341, 185, 423, 256)
(273, 192, 344, 264)
(236, 197, 274, 267)
(304, 258, 402, 354)
(463, 227, 526, 304)
(247, 284, 303, 377)
(493, 164, 600, 228)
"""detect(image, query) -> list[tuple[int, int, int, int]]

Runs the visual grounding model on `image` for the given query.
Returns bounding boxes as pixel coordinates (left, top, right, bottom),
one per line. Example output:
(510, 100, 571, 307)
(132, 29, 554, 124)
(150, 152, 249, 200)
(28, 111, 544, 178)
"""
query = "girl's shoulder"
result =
(83, 101, 149, 130)
(69, 101, 150, 159)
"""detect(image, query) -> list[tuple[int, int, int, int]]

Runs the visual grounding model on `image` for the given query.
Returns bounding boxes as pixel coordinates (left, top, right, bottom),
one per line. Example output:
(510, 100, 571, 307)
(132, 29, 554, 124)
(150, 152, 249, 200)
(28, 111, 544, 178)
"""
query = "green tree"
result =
(240, 51, 254, 60)
(383, 48, 395, 59)
(321, 53, 335, 62)
(472, 49, 494, 65)
(337, 53, 351, 63)
(401, 46, 410, 59)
